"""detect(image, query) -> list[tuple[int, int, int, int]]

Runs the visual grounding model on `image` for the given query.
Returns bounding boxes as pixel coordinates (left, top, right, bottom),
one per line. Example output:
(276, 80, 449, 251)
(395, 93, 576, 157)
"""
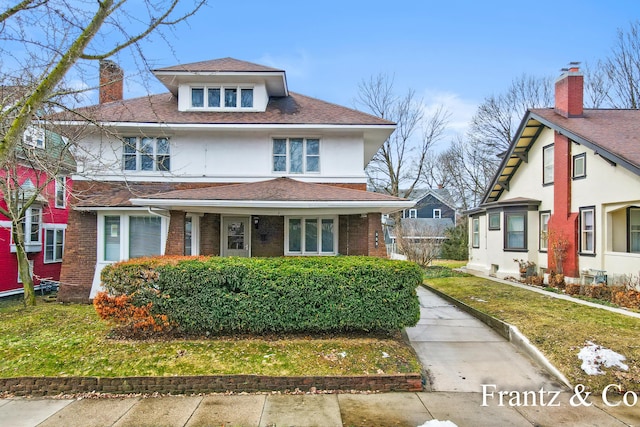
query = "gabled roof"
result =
(128, 177, 415, 215)
(409, 188, 456, 209)
(483, 108, 640, 204)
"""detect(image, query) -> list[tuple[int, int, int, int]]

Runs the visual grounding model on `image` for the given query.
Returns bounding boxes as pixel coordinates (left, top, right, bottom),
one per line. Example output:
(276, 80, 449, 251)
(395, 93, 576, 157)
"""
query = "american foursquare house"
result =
(52, 58, 414, 302)
(467, 66, 640, 283)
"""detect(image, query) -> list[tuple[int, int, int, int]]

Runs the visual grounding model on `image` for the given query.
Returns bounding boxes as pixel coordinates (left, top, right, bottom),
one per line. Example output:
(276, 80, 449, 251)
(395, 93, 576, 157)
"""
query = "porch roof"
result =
(128, 178, 415, 215)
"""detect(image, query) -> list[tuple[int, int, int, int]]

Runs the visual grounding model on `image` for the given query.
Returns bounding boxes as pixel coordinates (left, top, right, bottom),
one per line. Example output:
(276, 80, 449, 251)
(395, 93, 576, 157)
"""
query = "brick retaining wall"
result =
(0, 374, 423, 396)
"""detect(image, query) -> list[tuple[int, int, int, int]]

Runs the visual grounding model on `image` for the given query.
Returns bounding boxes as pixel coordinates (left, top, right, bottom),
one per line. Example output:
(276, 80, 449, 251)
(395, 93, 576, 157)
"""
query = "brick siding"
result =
(251, 216, 284, 257)
(0, 374, 422, 396)
(165, 211, 185, 256)
(58, 210, 96, 303)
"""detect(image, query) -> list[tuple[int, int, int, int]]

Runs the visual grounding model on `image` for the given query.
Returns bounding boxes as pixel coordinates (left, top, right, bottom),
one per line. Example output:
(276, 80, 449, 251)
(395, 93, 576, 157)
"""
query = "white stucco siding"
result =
(74, 129, 368, 183)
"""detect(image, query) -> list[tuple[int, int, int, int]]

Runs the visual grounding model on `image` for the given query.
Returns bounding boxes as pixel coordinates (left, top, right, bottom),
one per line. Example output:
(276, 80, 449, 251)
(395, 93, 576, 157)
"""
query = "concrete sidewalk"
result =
(0, 287, 637, 426)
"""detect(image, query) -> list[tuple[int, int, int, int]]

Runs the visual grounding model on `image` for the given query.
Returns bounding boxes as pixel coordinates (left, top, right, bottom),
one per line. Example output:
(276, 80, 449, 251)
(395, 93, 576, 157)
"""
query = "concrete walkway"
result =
(0, 286, 637, 426)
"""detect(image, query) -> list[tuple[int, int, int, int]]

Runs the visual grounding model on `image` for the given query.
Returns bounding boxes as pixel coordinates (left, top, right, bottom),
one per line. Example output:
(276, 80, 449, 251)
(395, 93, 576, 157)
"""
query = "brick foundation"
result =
(0, 374, 422, 396)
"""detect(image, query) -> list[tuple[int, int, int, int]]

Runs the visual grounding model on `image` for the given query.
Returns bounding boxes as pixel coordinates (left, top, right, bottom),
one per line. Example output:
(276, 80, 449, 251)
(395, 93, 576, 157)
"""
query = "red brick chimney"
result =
(554, 64, 583, 118)
(99, 60, 123, 104)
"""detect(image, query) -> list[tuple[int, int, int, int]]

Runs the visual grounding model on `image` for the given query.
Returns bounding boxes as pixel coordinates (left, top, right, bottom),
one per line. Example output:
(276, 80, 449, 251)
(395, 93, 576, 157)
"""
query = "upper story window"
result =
(273, 138, 320, 174)
(11, 206, 42, 253)
(543, 144, 554, 185)
(408, 209, 417, 218)
(55, 176, 66, 208)
(433, 209, 441, 219)
(573, 153, 586, 179)
(123, 137, 170, 172)
(23, 126, 45, 149)
(191, 86, 253, 109)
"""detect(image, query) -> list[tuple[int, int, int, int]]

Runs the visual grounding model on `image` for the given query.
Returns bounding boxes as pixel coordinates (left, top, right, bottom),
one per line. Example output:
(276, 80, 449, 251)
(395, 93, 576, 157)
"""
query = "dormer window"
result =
(190, 86, 253, 109)
(23, 126, 45, 149)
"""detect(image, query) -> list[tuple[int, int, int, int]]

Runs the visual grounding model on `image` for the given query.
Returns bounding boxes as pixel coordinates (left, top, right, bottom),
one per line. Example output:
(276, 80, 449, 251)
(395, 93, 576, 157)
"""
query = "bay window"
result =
(286, 217, 336, 255)
(505, 211, 527, 251)
(12, 206, 42, 252)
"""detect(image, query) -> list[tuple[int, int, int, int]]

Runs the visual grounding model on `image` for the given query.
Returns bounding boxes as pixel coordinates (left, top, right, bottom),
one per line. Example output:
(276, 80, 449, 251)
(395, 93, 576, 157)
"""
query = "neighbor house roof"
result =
(483, 108, 640, 204)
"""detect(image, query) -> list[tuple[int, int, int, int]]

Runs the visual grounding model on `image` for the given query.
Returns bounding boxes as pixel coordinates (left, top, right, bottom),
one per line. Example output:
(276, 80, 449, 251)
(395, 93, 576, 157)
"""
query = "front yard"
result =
(425, 270, 640, 392)
(0, 297, 420, 378)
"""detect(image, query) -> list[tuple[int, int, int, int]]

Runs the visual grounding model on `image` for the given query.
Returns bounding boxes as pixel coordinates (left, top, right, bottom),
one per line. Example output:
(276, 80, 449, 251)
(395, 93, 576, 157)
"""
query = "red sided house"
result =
(51, 58, 414, 302)
(467, 66, 640, 283)
(0, 123, 73, 297)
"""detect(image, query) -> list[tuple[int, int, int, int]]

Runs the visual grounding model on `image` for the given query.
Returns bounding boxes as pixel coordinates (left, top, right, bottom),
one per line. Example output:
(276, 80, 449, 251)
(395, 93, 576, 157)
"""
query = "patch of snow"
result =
(382, 351, 390, 358)
(338, 351, 347, 358)
(417, 420, 458, 427)
(577, 341, 628, 375)
(470, 296, 487, 302)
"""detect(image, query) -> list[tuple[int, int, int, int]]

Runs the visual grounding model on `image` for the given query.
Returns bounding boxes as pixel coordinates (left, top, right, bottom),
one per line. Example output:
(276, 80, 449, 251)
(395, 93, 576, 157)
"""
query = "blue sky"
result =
(117, 0, 638, 138)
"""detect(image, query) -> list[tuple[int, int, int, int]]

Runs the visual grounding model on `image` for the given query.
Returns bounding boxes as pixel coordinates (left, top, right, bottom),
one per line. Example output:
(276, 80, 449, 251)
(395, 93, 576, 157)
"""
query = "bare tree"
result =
(0, 0, 206, 306)
(355, 73, 450, 199)
(395, 221, 447, 268)
(468, 74, 553, 157)
(602, 20, 640, 109)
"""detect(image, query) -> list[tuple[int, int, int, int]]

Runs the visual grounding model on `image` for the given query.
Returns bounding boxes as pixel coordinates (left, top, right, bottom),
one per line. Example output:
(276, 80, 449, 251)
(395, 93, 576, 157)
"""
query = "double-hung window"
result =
(123, 137, 170, 172)
(286, 217, 336, 255)
(12, 206, 42, 253)
(433, 209, 441, 219)
(273, 138, 320, 173)
(629, 208, 640, 253)
(580, 207, 595, 254)
(504, 211, 527, 251)
(191, 86, 253, 109)
(472, 217, 480, 248)
(44, 228, 64, 263)
(408, 209, 417, 218)
(55, 176, 66, 208)
(539, 211, 551, 251)
(543, 144, 554, 185)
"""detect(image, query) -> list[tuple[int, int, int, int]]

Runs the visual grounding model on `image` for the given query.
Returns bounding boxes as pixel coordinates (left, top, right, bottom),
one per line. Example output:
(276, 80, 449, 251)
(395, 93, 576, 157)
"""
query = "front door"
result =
(222, 216, 250, 257)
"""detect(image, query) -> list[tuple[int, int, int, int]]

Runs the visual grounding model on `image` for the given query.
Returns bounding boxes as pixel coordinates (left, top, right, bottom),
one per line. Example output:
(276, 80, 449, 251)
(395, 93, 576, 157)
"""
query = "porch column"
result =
(367, 213, 387, 257)
(165, 210, 185, 256)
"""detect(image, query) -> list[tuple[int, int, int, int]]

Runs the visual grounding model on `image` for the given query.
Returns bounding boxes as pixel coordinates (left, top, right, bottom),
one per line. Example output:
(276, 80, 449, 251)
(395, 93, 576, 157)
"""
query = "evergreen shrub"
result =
(98, 256, 421, 335)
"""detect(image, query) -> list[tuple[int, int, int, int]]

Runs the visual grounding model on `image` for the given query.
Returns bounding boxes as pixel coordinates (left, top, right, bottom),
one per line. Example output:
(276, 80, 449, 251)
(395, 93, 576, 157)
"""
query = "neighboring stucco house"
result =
(0, 89, 73, 296)
(51, 58, 414, 302)
(467, 66, 640, 283)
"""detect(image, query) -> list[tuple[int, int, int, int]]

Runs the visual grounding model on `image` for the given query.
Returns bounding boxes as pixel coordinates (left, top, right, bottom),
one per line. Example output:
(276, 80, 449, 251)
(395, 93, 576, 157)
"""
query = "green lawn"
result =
(0, 296, 420, 378)
(425, 273, 640, 392)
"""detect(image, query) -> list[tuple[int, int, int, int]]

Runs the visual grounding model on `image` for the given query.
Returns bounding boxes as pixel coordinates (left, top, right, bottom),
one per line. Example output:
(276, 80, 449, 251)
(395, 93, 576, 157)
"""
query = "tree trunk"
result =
(12, 221, 36, 306)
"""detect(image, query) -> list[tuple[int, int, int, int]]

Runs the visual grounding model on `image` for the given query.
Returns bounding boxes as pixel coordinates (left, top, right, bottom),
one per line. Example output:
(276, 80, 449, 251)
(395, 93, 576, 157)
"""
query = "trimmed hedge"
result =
(99, 256, 421, 335)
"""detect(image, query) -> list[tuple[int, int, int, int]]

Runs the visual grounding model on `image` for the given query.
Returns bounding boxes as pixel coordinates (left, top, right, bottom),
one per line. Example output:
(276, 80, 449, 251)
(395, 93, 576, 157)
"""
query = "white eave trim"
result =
(129, 198, 415, 215)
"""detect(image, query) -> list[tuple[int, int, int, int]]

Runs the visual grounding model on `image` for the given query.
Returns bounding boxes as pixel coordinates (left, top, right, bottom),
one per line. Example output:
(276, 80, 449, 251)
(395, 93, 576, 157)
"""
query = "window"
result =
(433, 209, 441, 219)
(273, 138, 320, 173)
(408, 209, 417, 218)
(191, 85, 253, 109)
(44, 228, 64, 263)
(573, 153, 586, 179)
(472, 217, 480, 248)
(580, 207, 595, 254)
(184, 216, 193, 256)
(23, 126, 45, 149)
(123, 137, 170, 172)
(629, 208, 640, 253)
(543, 144, 554, 185)
(129, 216, 162, 259)
(55, 176, 66, 208)
(11, 206, 42, 253)
(505, 211, 526, 250)
(286, 217, 336, 255)
(104, 216, 121, 261)
(488, 212, 500, 230)
(539, 211, 551, 251)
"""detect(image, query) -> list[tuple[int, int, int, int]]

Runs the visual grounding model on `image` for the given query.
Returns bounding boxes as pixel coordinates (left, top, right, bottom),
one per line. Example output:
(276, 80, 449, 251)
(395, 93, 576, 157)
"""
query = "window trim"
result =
(488, 211, 500, 230)
(272, 138, 321, 174)
(504, 211, 528, 252)
(539, 211, 551, 252)
(99, 212, 167, 262)
(579, 206, 596, 256)
(471, 217, 480, 248)
(433, 209, 441, 219)
(542, 144, 554, 186)
(408, 209, 417, 219)
(284, 216, 338, 255)
(43, 226, 65, 263)
(572, 153, 587, 180)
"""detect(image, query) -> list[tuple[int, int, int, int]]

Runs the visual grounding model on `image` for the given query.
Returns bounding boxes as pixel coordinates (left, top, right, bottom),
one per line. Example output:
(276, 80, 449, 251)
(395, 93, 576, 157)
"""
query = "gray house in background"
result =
(384, 188, 457, 256)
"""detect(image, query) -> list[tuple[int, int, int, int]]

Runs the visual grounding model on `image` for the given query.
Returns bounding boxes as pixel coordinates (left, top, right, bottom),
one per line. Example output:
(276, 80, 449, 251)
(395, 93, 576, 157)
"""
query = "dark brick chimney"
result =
(99, 60, 123, 104)
(554, 64, 583, 118)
